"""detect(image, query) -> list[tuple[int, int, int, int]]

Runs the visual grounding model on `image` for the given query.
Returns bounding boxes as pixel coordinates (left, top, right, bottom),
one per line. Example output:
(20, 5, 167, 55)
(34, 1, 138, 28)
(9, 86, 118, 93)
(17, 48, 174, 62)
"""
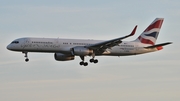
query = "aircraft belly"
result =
(102, 47, 136, 56)
(135, 47, 158, 54)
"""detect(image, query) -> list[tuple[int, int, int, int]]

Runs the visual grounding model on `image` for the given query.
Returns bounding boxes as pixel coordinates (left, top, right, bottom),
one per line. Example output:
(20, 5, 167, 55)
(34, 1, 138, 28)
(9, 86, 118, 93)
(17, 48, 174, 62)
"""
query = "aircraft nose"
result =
(7, 44, 12, 50)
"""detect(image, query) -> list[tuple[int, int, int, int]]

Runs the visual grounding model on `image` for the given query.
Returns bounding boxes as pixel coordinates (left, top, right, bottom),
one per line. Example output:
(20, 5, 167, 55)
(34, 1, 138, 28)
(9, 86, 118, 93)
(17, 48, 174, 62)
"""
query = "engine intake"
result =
(54, 53, 74, 61)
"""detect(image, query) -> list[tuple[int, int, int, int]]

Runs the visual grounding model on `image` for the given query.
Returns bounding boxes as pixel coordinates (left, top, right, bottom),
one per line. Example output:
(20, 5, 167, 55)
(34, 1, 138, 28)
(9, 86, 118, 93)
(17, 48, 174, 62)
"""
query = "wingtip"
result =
(130, 25, 138, 36)
(166, 42, 173, 45)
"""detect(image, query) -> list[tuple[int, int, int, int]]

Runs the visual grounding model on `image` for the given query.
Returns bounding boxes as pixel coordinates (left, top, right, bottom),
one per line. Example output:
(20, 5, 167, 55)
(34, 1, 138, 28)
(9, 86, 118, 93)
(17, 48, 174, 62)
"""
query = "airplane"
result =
(7, 18, 172, 66)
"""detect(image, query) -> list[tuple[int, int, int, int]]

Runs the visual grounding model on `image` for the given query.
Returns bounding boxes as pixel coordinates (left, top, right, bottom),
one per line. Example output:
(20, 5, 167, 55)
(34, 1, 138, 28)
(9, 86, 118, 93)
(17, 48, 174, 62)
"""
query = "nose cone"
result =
(7, 44, 12, 50)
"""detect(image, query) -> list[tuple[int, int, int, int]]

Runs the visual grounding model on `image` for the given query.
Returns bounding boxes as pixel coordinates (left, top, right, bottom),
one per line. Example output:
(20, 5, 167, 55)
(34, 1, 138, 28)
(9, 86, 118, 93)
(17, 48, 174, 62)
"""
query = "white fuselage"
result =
(6, 18, 170, 66)
(7, 37, 158, 56)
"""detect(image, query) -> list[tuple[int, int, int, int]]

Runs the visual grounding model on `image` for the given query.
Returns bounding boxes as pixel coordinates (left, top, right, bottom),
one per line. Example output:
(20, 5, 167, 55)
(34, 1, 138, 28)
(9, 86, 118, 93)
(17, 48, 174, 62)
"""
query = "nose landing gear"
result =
(23, 52, 29, 62)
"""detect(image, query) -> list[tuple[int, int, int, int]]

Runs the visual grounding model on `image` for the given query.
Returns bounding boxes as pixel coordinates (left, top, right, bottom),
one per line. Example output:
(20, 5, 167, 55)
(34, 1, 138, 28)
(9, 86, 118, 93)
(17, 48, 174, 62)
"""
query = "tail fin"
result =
(134, 18, 164, 45)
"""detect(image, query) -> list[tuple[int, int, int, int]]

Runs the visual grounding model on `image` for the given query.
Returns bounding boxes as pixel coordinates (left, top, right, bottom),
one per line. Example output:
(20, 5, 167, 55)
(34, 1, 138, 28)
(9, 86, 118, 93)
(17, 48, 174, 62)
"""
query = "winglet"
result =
(114, 25, 138, 40)
(130, 25, 137, 36)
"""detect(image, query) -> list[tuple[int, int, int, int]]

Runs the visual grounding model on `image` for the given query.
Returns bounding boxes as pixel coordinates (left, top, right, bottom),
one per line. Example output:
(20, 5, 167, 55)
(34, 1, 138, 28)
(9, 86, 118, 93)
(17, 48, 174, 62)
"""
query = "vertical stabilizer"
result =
(134, 18, 164, 45)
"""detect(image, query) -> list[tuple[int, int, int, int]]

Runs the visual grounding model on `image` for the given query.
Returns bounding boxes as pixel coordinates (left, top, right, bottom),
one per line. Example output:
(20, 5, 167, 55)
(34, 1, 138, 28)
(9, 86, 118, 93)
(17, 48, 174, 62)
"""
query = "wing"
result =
(86, 25, 137, 52)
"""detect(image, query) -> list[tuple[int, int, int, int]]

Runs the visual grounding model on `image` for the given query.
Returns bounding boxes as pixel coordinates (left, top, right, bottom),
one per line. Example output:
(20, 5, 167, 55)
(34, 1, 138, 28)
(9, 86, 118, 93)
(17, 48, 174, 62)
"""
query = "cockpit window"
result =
(11, 41, 19, 44)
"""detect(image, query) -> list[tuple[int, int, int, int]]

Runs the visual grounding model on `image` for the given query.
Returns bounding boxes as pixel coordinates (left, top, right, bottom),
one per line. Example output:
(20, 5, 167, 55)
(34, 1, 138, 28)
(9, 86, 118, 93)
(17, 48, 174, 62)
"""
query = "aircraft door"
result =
(22, 38, 30, 50)
(134, 44, 139, 55)
(55, 38, 60, 49)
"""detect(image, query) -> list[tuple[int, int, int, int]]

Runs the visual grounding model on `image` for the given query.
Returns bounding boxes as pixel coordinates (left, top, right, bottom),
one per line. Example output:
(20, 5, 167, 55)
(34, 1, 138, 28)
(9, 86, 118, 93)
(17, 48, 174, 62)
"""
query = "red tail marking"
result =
(138, 36, 154, 45)
(144, 20, 163, 32)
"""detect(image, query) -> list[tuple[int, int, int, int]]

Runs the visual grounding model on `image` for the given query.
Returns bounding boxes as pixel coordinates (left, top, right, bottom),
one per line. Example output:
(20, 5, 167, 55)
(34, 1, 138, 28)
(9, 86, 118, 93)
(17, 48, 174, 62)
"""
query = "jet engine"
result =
(72, 46, 93, 56)
(54, 53, 74, 61)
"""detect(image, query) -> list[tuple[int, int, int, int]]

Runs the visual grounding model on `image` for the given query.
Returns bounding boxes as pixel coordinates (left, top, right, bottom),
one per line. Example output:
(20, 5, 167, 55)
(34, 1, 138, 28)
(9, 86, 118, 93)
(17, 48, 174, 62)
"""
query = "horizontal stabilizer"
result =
(144, 42, 172, 49)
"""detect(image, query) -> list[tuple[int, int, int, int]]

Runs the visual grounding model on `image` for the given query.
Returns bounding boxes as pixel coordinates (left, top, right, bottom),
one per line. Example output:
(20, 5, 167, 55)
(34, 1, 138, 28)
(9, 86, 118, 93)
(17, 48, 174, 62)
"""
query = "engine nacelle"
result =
(72, 46, 93, 56)
(54, 53, 74, 61)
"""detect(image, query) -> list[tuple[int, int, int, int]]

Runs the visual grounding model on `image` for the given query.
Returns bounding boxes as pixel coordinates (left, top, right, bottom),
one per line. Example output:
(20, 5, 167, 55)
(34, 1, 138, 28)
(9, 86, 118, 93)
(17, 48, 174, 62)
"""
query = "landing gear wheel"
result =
(80, 61, 84, 65)
(89, 59, 98, 64)
(25, 58, 29, 62)
(94, 59, 98, 63)
(79, 61, 88, 66)
(90, 59, 94, 63)
(84, 62, 88, 66)
(23, 52, 29, 62)
(79, 56, 88, 66)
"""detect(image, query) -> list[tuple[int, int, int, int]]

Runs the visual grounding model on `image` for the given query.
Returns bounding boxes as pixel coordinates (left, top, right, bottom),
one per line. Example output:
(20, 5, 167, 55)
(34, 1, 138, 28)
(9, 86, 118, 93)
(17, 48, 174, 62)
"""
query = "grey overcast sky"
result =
(0, 0, 180, 101)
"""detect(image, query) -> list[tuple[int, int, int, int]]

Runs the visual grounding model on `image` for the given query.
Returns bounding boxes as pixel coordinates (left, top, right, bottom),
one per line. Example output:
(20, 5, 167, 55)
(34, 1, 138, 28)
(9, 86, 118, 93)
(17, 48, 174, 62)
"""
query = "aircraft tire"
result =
(84, 62, 88, 66)
(94, 59, 98, 63)
(25, 58, 29, 62)
(90, 59, 94, 63)
(80, 61, 84, 65)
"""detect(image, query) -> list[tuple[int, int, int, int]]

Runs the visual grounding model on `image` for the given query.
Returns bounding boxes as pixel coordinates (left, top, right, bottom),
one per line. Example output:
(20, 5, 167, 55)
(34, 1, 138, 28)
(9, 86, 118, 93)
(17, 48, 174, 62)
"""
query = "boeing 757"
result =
(7, 18, 172, 66)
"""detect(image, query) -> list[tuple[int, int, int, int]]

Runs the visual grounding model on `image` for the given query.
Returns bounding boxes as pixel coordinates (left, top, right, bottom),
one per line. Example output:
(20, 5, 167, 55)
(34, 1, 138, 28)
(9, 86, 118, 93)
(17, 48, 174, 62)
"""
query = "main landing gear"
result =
(23, 52, 29, 62)
(89, 59, 98, 63)
(89, 53, 98, 64)
(79, 56, 98, 66)
(79, 56, 88, 66)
